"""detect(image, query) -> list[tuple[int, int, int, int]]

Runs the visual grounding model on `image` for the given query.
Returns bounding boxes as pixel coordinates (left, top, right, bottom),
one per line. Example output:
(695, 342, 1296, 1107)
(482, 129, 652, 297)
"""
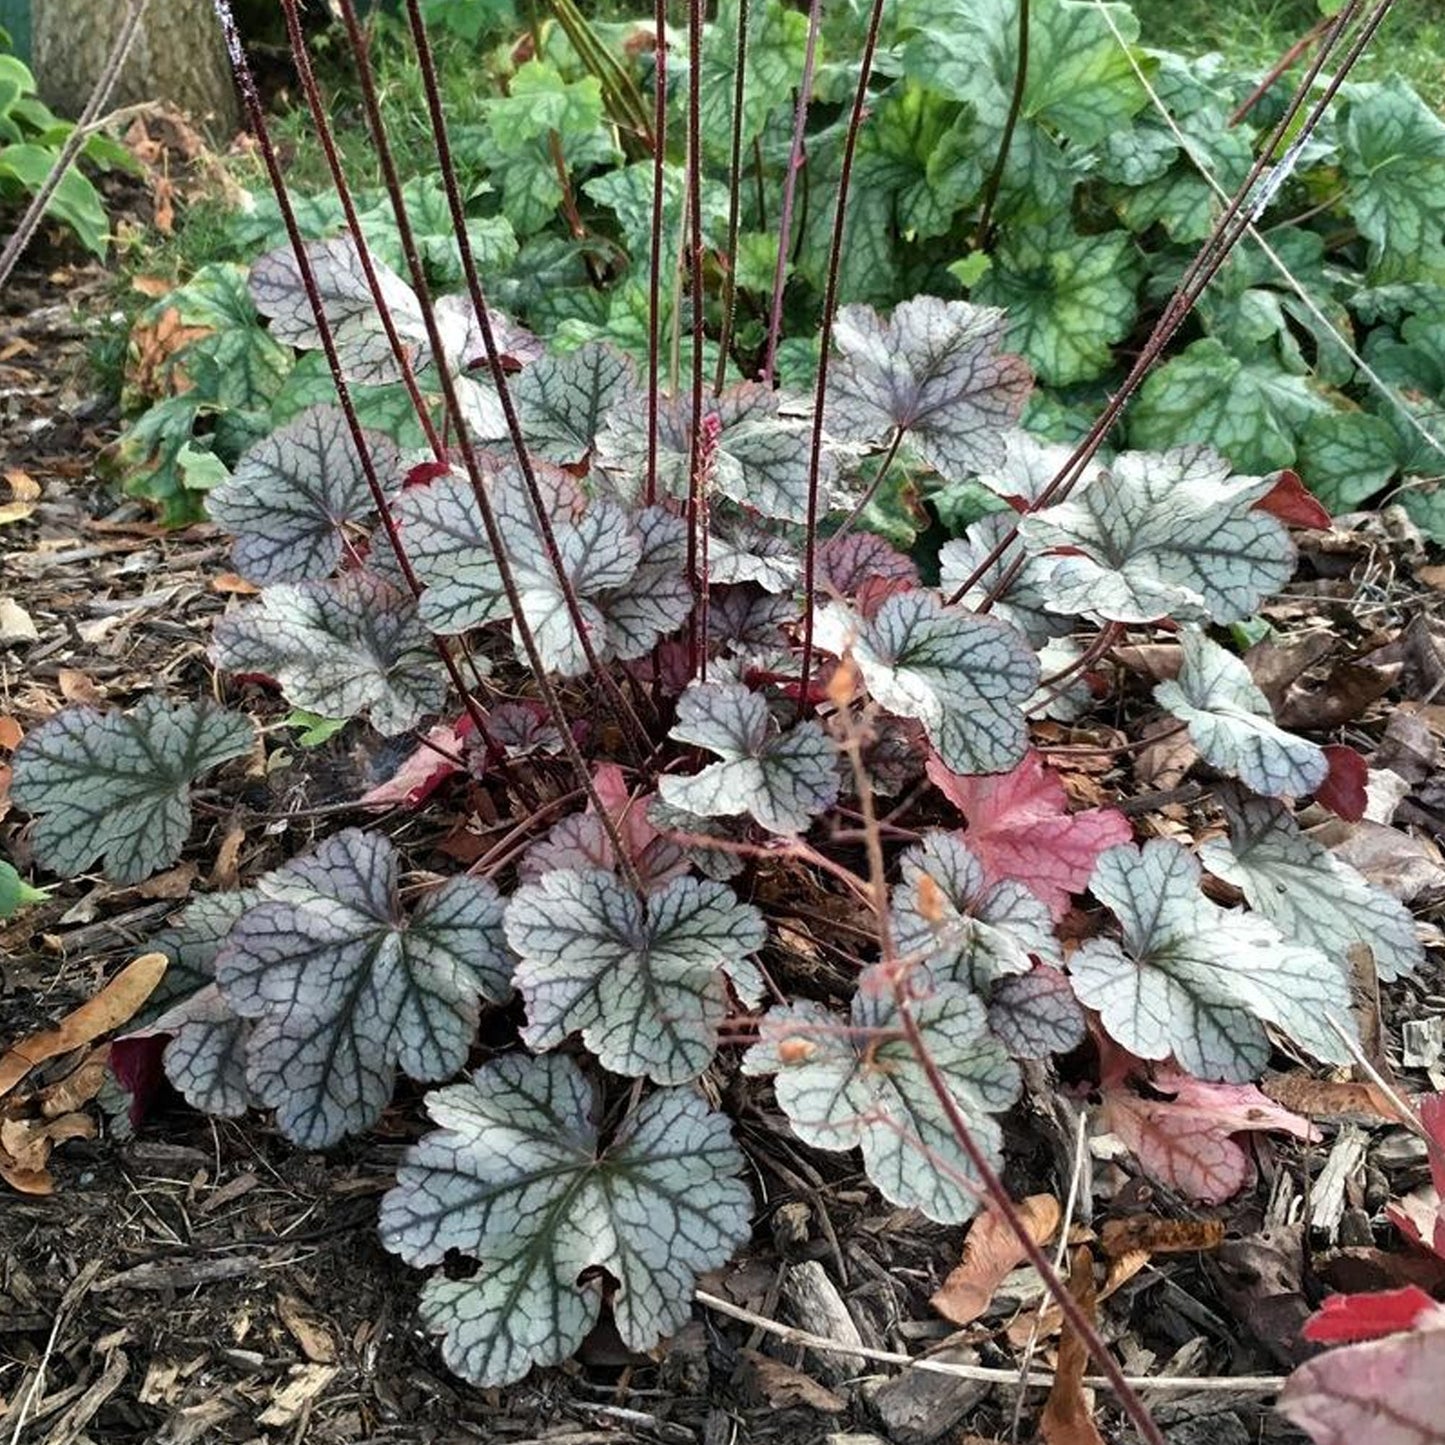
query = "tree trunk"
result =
(32, 0, 239, 139)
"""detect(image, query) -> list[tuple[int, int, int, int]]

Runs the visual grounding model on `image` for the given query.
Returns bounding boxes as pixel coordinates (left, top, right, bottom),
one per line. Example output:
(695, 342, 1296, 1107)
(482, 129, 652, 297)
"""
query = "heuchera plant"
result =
(7, 0, 1427, 1417)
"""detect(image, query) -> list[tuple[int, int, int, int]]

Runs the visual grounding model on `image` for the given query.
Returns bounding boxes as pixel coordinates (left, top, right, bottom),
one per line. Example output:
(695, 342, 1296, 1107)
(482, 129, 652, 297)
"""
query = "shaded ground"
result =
(3, 258, 1445, 1445)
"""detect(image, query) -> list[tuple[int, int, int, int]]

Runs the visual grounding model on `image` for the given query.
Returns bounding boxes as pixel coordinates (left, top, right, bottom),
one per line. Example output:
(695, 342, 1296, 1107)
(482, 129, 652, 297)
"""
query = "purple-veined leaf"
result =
(1019, 446, 1295, 624)
(378, 1053, 751, 1387)
(1068, 840, 1355, 1081)
(1199, 790, 1422, 983)
(596, 382, 828, 523)
(891, 831, 1059, 993)
(251, 235, 425, 386)
(214, 828, 513, 1148)
(487, 701, 565, 756)
(812, 591, 1038, 775)
(742, 964, 1021, 1223)
(658, 681, 841, 835)
(816, 531, 919, 599)
(120, 892, 255, 1117)
(510, 341, 637, 464)
(647, 797, 748, 881)
(211, 570, 447, 735)
(825, 297, 1032, 482)
(505, 869, 766, 1083)
(1154, 630, 1327, 797)
(709, 585, 793, 652)
(596, 505, 693, 663)
(988, 966, 1087, 1058)
(429, 291, 544, 376)
(10, 697, 255, 884)
(974, 429, 1103, 506)
(207, 405, 397, 585)
(939, 512, 1071, 646)
(708, 514, 801, 593)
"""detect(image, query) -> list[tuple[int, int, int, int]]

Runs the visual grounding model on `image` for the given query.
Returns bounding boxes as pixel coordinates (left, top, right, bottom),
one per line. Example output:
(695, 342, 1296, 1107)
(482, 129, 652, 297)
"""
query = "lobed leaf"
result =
(207, 405, 396, 585)
(1154, 631, 1327, 798)
(813, 591, 1038, 776)
(743, 964, 1021, 1224)
(211, 570, 448, 735)
(1199, 791, 1422, 982)
(378, 1053, 751, 1387)
(510, 341, 638, 464)
(11, 697, 254, 884)
(987, 966, 1086, 1058)
(1069, 840, 1355, 1081)
(215, 829, 513, 1148)
(658, 682, 840, 836)
(506, 870, 767, 1083)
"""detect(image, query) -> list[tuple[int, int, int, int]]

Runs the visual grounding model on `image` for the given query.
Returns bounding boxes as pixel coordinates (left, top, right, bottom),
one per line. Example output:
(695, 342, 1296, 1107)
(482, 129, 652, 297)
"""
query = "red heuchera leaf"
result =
(403, 460, 454, 490)
(1255, 469, 1332, 530)
(360, 719, 473, 809)
(108, 1036, 171, 1126)
(1303, 1287, 1445, 1345)
(1316, 744, 1368, 822)
(926, 749, 1132, 918)
(1279, 1316, 1445, 1445)
(1102, 1068, 1320, 1204)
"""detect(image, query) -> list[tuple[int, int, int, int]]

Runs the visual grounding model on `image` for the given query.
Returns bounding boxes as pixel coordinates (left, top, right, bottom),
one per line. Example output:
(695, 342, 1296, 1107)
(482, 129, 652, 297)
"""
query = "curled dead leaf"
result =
(931, 1193, 1061, 1326)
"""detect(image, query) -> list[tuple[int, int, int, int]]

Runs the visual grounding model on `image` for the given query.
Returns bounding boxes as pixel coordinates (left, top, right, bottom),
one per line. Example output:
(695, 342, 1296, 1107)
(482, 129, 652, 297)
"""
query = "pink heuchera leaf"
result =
(1304, 1287, 1445, 1345)
(360, 719, 473, 809)
(1317, 743, 1369, 822)
(1101, 1068, 1320, 1204)
(1254, 469, 1331, 531)
(1388, 1094, 1445, 1260)
(1279, 1315, 1445, 1445)
(926, 748, 1131, 918)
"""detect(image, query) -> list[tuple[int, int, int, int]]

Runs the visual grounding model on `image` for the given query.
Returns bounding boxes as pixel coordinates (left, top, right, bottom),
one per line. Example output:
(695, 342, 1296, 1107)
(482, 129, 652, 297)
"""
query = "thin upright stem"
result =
(974, 0, 1029, 251)
(645, 0, 668, 505)
(684, 0, 708, 677)
(795, 0, 887, 719)
(760, 0, 823, 386)
(713, 0, 750, 395)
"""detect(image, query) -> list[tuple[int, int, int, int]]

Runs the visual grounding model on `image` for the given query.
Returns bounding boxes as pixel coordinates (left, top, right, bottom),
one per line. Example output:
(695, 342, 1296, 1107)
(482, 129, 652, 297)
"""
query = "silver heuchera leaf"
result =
(973, 429, 1102, 506)
(812, 591, 1039, 775)
(939, 512, 1071, 646)
(122, 892, 255, 1116)
(742, 963, 1021, 1224)
(378, 1053, 752, 1387)
(510, 341, 638, 463)
(1154, 630, 1327, 797)
(505, 869, 767, 1083)
(211, 570, 448, 735)
(987, 966, 1086, 1059)
(251, 236, 426, 386)
(891, 831, 1059, 993)
(1199, 791, 1422, 983)
(596, 382, 827, 523)
(1068, 840, 1355, 1081)
(215, 829, 513, 1148)
(594, 506, 693, 662)
(825, 297, 1032, 482)
(1019, 446, 1294, 624)
(10, 697, 255, 884)
(708, 514, 801, 594)
(816, 532, 919, 599)
(207, 406, 397, 585)
(658, 682, 841, 835)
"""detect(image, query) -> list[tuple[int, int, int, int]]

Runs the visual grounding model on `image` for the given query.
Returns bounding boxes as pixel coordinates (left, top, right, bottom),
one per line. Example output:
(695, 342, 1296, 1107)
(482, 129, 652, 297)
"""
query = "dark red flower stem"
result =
(646, 0, 668, 507)
(684, 0, 708, 679)
(713, 0, 750, 395)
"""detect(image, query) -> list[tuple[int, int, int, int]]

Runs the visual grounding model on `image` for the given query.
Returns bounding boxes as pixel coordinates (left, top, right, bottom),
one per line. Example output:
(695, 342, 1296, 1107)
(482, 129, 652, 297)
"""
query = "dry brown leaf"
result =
(4, 468, 40, 501)
(1260, 1073, 1404, 1124)
(212, 572, 260, 596)
(0, 952, 168, 1098)
(1039, 1246, 1105, 1445)
(0, 715, 22, 751)
(1006, 1250, 1149, 1348)
(57, 668, 106, 706)
(134, 861, 198, 901)
(0, 597, 39, 643)
(930, 1193, 1061, 1326)
(276, 1294, 338, 1365)
(209, 821, 246, 890)
(1098, 1216, 1225, 1259)
(0, 500, 34, 525)
(737, 1349, 846, 1412)
(37, 1046, 109, 1117)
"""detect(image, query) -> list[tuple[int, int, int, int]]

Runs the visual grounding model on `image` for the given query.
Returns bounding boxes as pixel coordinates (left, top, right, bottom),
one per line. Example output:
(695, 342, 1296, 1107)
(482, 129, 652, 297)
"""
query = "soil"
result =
(2, 252, 1444, 1445)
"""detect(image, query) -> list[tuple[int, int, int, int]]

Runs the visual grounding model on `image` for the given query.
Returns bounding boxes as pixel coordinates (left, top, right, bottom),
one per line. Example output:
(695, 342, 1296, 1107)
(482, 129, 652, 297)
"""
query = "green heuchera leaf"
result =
(1296, 411, 1401, 512)
(1128, 337, 1328, 474)
(1154, 630, 1327, 798)
(695, 0, 807, 153)
(743, 962, 1021, 1223)
(891, 831, 1059, 993)
(826, 297, 1033, 483)
(0, 142, 108, 257)
(206, 405, 395, 585)
(1338, 79, 1445, 283)
(0, 860, 48, 919)
(10, 697, 254, 885)
(1069, 840, 1354, 1080)
(211, 570, 448, 736)
(1019, 445, 1295, 624)
(378, 1053, 752, 1386)
(506, 870, 767, 1083)
(215, 829, 513, 1148)
(973, 222, 1140, 385)
(122, 892, 255, 1118)
(1199, 791, 1422, 984)
(657, 681, 840, 836)
(812, 591, 1039, 776)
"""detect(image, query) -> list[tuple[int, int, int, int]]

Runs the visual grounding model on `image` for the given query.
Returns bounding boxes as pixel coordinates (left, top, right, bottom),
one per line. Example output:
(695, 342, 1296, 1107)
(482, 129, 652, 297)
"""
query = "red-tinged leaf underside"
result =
(1317, 743, 1369, 822)
(1255, 469, 1332, 531)
(1304, 1287, 1445, 1345)
(926, 748, 1131, 918)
